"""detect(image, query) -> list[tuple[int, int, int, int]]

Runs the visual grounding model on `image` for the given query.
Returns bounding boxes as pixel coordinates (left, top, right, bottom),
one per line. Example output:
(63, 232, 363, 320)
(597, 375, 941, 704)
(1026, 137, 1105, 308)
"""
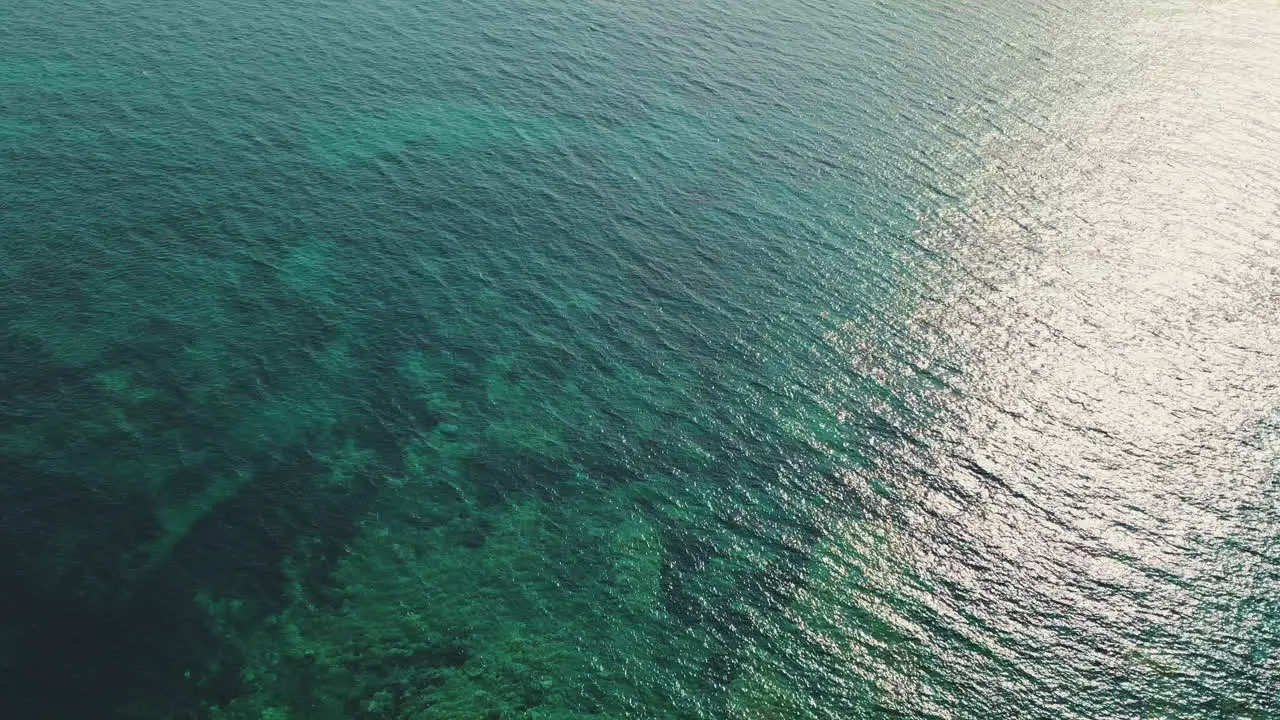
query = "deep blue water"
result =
(2, 0, 1278, 717)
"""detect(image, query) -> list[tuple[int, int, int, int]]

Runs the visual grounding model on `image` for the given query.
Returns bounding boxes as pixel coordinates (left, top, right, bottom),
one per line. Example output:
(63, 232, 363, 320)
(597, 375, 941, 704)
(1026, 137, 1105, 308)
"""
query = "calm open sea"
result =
(2, 0, 1278, 716)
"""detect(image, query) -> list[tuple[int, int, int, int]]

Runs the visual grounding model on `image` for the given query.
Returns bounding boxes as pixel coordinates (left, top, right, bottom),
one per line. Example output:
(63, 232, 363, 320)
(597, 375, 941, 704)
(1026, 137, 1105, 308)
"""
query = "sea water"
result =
(1, 0, 1278, 717)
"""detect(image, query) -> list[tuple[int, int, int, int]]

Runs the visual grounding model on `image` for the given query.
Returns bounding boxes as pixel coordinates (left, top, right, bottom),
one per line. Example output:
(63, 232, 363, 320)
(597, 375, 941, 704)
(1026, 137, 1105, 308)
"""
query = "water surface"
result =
(1, 0, 1277, 717)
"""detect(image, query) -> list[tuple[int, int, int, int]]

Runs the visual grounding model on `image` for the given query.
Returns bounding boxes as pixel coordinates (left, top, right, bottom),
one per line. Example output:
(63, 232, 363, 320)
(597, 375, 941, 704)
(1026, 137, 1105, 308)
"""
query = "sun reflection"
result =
(775, 1, 1280, 716)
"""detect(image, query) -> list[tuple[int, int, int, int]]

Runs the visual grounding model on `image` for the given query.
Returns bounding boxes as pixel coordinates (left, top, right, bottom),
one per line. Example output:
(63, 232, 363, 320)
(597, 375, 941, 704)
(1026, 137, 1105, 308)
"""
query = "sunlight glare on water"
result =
(794, 2, 1280, 716)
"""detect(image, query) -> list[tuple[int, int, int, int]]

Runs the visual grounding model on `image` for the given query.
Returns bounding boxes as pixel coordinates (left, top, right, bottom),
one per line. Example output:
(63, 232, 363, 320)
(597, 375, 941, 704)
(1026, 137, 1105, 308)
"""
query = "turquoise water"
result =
(2, 0, 1279, 716)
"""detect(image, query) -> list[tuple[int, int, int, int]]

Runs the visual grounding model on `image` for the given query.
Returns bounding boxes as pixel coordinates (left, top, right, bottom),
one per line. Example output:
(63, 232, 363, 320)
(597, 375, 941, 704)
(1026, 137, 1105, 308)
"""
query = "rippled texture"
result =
(1, 0, 1277, 717)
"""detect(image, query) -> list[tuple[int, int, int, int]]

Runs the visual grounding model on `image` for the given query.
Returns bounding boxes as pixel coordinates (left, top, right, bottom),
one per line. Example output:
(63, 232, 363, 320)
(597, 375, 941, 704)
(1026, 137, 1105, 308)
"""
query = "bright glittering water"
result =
(2, 0, 1278, 716)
